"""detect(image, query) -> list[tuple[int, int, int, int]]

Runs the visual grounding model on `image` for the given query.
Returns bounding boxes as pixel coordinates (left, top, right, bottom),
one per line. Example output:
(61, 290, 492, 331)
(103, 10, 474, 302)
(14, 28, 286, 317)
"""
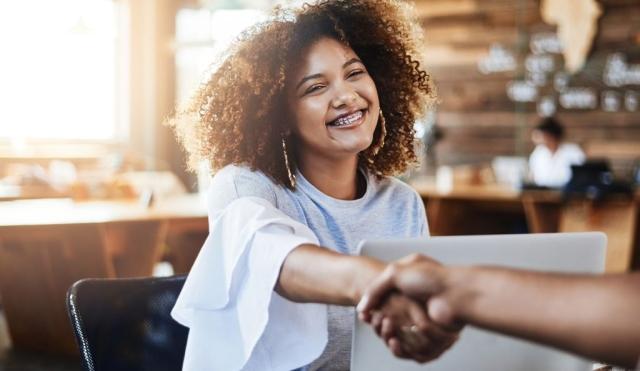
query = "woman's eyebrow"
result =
(296, 73, 323, 90)
(343, 58, 362, 69)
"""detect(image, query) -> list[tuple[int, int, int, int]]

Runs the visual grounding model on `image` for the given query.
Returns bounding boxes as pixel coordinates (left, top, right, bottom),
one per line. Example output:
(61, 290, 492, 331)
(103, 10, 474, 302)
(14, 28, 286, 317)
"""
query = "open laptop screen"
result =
(352, 232, 606, 371)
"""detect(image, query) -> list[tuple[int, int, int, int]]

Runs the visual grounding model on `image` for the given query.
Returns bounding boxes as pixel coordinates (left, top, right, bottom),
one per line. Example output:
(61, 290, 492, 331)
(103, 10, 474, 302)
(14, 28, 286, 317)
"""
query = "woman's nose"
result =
(331, 88, 359, 108)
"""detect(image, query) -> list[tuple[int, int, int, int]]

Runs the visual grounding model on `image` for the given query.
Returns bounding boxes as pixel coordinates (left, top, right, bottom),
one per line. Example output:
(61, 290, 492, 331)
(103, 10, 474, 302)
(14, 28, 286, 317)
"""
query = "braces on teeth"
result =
(331, 111, 363, 126)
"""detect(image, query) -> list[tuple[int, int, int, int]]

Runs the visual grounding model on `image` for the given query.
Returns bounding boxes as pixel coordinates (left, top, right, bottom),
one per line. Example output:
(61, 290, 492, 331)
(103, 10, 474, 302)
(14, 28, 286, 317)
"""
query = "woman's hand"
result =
(368, 292, 459, 363)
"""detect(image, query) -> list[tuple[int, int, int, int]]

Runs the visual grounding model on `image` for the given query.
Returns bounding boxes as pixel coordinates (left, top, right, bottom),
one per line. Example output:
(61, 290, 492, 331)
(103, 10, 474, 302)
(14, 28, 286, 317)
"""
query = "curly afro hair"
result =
(170, 0, 435, 189)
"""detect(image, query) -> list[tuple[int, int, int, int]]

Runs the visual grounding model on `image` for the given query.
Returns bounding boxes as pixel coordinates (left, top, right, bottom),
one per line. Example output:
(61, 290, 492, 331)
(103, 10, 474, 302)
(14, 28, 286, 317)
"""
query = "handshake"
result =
(356, 254, 464, 363)
(355, 253, 640, 369)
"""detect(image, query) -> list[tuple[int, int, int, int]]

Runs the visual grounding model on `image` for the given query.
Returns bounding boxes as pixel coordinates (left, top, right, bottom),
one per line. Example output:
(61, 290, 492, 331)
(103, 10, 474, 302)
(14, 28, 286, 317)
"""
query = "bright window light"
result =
(175, 8, 266, 104)
(0, 0, 121, 142)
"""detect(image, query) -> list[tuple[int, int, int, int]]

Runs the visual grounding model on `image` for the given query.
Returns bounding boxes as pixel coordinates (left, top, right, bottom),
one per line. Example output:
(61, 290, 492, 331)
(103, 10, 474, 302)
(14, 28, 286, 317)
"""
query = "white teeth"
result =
(330, 110, 363, 127)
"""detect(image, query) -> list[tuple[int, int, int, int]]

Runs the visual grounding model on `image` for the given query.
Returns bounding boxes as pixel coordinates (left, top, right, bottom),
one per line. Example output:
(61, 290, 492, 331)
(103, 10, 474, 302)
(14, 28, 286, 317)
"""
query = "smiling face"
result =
(286, 37, 380, 165)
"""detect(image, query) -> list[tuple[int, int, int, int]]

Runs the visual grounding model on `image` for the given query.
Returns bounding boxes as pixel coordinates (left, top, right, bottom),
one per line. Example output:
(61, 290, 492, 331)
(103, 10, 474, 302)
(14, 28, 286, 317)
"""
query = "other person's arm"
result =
(358, 254, 640, 368)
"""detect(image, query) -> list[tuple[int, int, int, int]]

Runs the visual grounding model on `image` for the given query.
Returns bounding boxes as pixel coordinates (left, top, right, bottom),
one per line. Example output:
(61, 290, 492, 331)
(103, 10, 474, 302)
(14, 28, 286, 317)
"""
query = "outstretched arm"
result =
(276, 243, 384, 306)
(358, 254, 640, 369)
(276, 244, 459, 362)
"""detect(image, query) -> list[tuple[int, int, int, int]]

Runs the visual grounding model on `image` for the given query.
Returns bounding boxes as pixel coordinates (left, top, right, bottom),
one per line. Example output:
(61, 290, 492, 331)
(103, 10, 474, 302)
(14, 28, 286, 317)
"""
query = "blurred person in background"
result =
(529, 117, 585, 188)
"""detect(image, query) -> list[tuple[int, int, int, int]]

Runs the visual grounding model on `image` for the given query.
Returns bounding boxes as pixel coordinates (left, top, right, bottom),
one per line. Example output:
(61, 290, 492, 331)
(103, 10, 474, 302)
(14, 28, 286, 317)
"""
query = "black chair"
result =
(66, 275, 188, 371)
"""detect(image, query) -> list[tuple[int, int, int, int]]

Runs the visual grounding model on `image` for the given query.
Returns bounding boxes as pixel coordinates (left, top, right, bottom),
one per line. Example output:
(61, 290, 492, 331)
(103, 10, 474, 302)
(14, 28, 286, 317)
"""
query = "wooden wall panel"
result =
(414, 0, 640, 175)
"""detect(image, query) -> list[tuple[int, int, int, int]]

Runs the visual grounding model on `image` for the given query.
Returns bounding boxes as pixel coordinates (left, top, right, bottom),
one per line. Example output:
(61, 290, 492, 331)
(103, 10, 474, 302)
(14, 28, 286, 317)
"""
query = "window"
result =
(175, 8, 266, 105)
(0, 0, 124, 145)
(175, 7, 265, 191)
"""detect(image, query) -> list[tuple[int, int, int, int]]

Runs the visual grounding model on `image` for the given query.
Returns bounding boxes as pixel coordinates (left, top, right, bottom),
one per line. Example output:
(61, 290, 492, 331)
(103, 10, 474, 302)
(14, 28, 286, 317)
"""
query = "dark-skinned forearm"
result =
(276, 244, 386, 306)
(445, 268, 640, 368)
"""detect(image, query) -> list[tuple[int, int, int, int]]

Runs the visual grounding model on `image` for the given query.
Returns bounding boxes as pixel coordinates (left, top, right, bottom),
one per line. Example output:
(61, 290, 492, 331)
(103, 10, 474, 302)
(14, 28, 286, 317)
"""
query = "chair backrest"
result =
(67, 275, 188, 371)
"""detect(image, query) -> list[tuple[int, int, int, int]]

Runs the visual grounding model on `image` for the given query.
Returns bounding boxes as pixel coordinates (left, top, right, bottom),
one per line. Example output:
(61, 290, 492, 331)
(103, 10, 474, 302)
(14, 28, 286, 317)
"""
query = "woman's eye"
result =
(305, 85, 324, 95)
(348, 69, 364, 78)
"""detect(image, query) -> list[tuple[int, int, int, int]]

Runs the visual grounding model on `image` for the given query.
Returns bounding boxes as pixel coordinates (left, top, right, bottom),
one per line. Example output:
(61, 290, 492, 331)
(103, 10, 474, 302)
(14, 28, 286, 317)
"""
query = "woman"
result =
(170, 1, 458, 369)
(529, 117, 585, 188)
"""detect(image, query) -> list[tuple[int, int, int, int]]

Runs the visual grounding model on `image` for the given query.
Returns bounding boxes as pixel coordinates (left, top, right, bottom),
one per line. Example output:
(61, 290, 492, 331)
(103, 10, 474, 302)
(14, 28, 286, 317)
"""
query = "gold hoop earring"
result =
(371, 109, 387, 157)
(281, 135, 296, 188)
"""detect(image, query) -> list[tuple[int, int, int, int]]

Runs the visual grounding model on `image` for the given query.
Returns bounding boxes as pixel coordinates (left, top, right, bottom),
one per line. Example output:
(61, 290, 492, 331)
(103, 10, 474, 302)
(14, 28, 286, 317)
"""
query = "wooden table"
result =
(0, 184, 68, 202)
(410, 179, 640, 273)
(0, 195, 208, 355)
(411, 180, 533, 236)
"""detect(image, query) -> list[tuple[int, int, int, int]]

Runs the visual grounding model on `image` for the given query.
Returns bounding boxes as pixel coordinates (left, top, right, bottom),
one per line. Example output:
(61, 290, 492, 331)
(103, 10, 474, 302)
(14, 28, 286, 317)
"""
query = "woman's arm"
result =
(276, 243, 385, 306)
(277, 244, 460, 363)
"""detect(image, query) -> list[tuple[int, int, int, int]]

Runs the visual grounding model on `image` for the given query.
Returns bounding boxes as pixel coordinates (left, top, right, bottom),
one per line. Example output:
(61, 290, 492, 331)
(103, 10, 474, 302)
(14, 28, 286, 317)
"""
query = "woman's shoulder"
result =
(212, 164, 272, 185)
(207, 164, 279, 209)
(372, 175, 428, 235)
(373, 174, 421, 203)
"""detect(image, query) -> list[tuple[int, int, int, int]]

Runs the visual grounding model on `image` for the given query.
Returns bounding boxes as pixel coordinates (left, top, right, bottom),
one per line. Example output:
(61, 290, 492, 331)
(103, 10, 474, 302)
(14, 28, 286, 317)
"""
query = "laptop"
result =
(352, 232, 606, 371)
(564, 161, 633, 200)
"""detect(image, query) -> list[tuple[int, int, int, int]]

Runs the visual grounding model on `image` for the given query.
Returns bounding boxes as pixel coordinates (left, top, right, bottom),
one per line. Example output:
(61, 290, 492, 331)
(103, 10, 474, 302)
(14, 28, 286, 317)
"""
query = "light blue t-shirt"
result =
(208, 165, 429, 370)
